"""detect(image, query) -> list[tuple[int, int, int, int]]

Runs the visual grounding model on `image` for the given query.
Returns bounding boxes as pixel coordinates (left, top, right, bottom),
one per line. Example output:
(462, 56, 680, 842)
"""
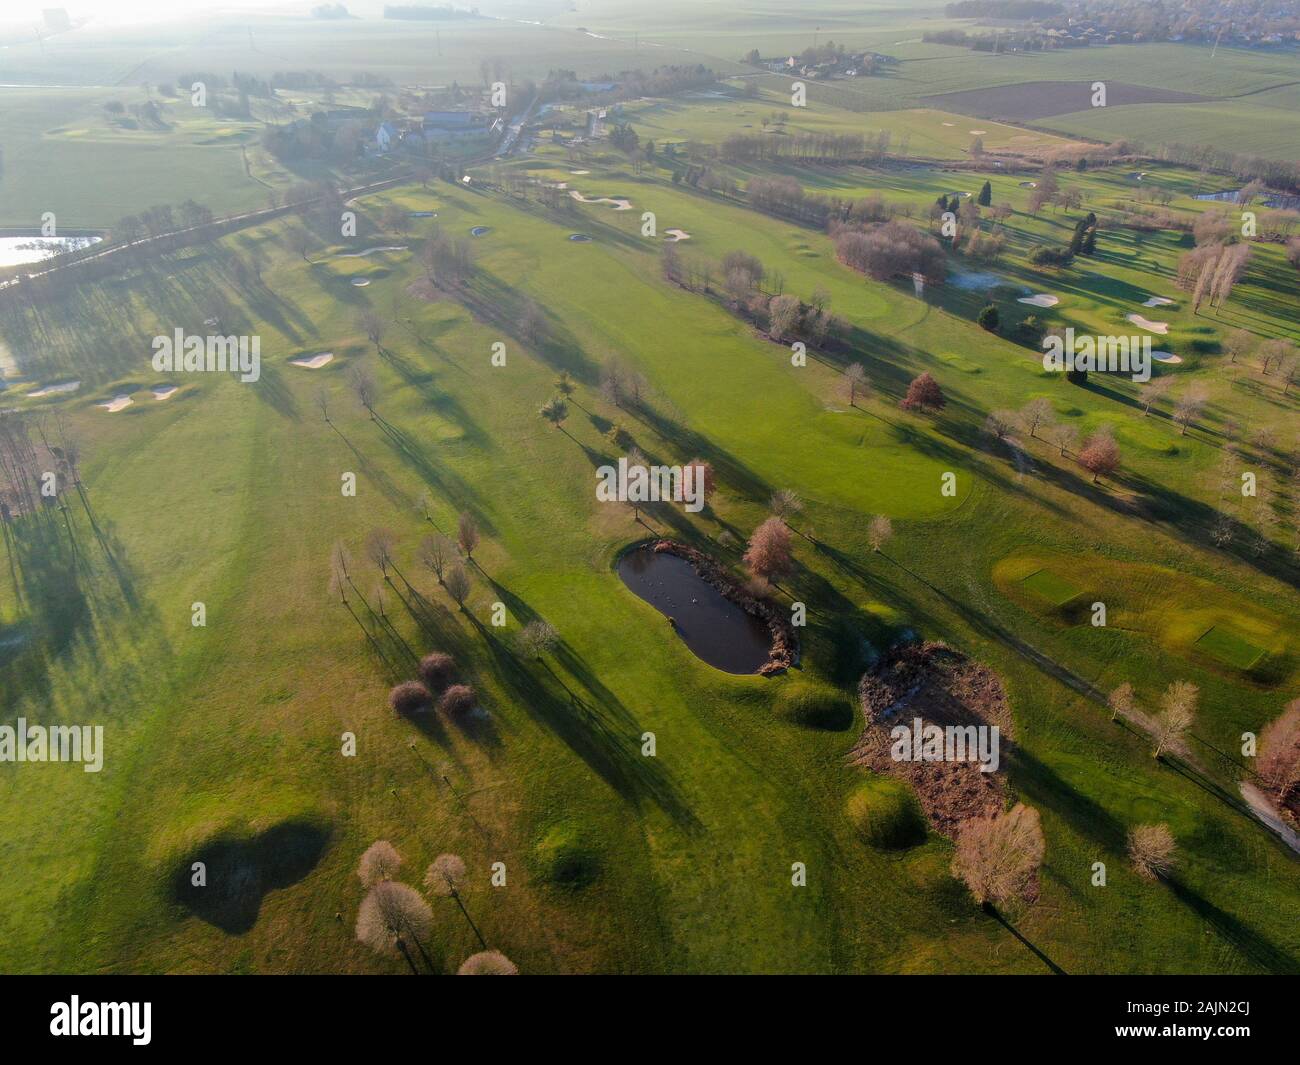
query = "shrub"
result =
(438, 683, 477, 717)
(977, 303, 999, 332)
(458, 950, 519, 975)
(389, 681, 433, 717)
(845, 778, 927, 849)
(418, 652, 457, 692)
(774, 682, 855, 731)
(535, 823, 601, 890)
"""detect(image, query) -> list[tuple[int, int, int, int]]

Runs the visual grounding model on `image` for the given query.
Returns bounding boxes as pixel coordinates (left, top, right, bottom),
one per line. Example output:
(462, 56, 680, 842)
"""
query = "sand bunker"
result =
(664, 229, 691, 242)
(941, 122, 955, 127)
(470, 226, 491, 237)
(969, 129, 987, 135)
(290, 353, 334, 369)
(1019, 181, 1038, 188)
(1018, 293, 1060, 307)
(570, 169, 591, 175)
(570, 191, 633, 210)
(1127, 314, 1169, 334)
(334, 246, 407, 258)
(27, 380, 81, 397)
(151, 385, 179, 400)
(1142, 296, 1175, 308)
(98, 394, 134, 413)
(350, 278, 370, 287)
(1151, 350, 1183, 364)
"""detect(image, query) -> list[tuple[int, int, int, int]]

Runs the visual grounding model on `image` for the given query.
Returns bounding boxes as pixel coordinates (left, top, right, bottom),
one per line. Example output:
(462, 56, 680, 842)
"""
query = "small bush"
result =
(773, 682, 855, 731)
(535, 823, 601, 890)
(389, 681, 433, 717)
(977, 303, 999, 332)
(438, 683, 477, 717)
(845, 778, 927, 849)
(418, 652, 456, 691)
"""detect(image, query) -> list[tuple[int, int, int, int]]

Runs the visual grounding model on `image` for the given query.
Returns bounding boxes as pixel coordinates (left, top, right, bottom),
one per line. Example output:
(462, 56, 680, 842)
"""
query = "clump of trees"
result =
(951, 803, 1045, 909)
(833, 219, 947, 283)
(390, 680, 434, 717)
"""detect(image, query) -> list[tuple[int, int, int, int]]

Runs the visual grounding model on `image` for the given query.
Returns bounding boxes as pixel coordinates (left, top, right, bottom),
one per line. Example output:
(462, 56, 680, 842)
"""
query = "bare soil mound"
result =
(851, 641, 1013, 837)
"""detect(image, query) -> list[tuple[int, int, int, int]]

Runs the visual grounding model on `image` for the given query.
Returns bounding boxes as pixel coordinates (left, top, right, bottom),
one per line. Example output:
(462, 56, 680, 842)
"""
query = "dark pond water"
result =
(617, 546, 772, 675)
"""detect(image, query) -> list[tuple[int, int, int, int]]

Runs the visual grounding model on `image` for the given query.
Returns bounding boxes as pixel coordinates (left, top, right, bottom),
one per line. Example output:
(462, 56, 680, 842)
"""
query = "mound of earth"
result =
(850, 641, 1013, 838)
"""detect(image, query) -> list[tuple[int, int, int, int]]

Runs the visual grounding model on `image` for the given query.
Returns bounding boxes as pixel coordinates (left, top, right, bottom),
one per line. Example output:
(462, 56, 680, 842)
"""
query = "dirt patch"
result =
(922, 80, 1211, 123)
(649, 539, 798, 675)
(851, 641, 1014, 838)
(406, 278, 440, 302)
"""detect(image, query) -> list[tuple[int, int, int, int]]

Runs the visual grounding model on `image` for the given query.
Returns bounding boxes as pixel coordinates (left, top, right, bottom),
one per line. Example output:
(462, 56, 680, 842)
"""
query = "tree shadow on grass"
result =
(1166, 877, 1300, 974)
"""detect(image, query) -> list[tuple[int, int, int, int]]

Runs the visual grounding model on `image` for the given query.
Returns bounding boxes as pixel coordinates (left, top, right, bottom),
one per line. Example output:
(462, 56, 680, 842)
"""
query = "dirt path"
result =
(1240, 783, 1300, 855)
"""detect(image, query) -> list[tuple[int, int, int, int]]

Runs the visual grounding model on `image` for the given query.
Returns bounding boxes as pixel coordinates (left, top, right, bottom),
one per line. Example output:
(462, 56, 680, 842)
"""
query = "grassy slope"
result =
(2, 122, 1298, 974)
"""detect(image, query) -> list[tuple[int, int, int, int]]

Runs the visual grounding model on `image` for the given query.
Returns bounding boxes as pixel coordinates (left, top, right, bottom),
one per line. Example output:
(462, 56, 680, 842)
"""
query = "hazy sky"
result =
(10, 2, 361, 28)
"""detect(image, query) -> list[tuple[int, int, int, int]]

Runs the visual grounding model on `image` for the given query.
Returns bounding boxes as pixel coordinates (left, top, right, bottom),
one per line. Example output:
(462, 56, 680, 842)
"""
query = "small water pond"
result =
(617, 546, 772, 675)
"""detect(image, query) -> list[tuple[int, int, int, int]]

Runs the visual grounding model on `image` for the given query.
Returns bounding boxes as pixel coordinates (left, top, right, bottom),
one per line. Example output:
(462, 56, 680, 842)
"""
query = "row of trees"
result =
(833, 219, 947, 284)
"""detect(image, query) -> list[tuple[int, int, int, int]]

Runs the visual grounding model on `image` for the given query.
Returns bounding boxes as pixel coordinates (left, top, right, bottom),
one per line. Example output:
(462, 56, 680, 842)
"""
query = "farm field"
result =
(1, 0, 1299, 995)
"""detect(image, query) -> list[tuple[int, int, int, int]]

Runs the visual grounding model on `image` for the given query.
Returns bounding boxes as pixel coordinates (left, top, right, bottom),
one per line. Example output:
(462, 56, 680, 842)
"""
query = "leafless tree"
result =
(457, 511, 480, 559)
(358, 310, 385, 353)
(1172, 385, 1210, 436)
(458, 950, 519, 975)
(355, 881, 434, 974)
(445, 564, 471, 609)
(424, 853, 467, 898)
(843, 362, 869, 407)
(770, 488, 803, 526)
(985, 409, 1016, 442)
(1153, 680, 1198, 758)
(365, 527, 398, 578)
(358, 841, 402, 888)
(1019, 397, 1054, 439)
(419, 533, 453, 583)
(1107, 681, 1135, 722)
(350, 366, 378, 416)
(950, 803, 1045, 908)
(1127, 824, 1177, 882)
(1138, 376, 1173, 416)
(516, 619, 559, 660)
(867, 514, 893, 553)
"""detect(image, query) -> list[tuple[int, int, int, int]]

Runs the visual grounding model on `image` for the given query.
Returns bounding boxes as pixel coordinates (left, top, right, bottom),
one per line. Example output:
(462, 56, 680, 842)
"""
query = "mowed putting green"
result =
(1021, 568, 1084, 608)
(1193, 625, 1267, 672)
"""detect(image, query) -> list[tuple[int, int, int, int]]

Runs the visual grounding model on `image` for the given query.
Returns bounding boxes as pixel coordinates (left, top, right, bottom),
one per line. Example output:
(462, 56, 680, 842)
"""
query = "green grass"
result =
(1021, 568, 1084, 607)
(1194, 625, 1268, 672)
(2, 33, 1300, 975)
(845, 777, 928, 850)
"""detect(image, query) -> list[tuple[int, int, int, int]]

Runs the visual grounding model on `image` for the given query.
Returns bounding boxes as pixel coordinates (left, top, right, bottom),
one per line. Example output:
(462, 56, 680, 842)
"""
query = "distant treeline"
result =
(747, 175, 909, 228)
(383, 5, 475, 19)
(719, 130, 893, 164)
(944, 1, 1062, 17)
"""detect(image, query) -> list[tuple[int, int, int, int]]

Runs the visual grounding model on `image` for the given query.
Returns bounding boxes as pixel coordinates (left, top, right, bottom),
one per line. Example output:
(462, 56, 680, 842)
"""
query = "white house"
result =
(375, 122, 398, 153)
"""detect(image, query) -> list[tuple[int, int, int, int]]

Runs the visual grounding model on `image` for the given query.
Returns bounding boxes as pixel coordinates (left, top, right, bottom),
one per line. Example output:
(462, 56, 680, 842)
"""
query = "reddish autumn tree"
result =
(743, 516, 793, 582)
(899, 372, 946, 413)
(1077, 430, 1120, 484)
(685, 457, 716, 506)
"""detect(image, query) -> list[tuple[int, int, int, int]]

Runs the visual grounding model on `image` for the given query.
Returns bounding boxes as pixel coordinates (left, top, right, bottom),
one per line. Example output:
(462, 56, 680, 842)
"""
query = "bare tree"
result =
(1107, 681, 1135, 722)
(458, 950, 519, 975)
(744, 516, 793, 581)
(867, 514, 893, 553)
(1153, 681, 1198, 758)
(445, 563, 471, 609)
(457, 511, 480, 560)
(1019, 397, 1054, 439)
(516, 619, 559, 660)
(1172, 385, 1209, 436)
(1258, 698, 1300, 805)
(365, 527, 398, 578)
(350, 366, 378, 417)
(770, 488, 803, 527)
(950, 803, 1045, 908)
(1138, 376, 1173, 416)
(1127, 824, 1177, 882)
(1049, 422, 1078, 457)
(358, 311, 386, 354)
(419, 533, 454, 583)
(356, 881, 434, 974)
(424, 853, 467, 898)
(985, 409, 1016, 442)
(843, 362, 869, 407)
(358, 841, 402, 888)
